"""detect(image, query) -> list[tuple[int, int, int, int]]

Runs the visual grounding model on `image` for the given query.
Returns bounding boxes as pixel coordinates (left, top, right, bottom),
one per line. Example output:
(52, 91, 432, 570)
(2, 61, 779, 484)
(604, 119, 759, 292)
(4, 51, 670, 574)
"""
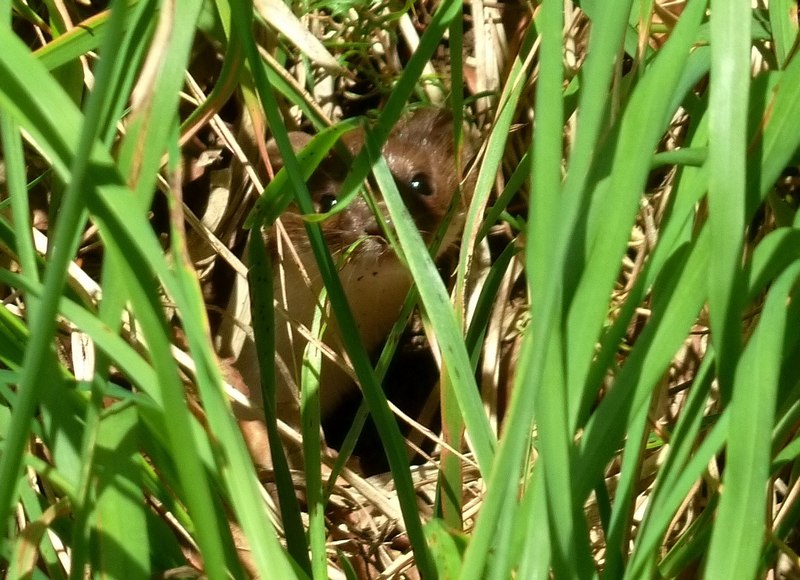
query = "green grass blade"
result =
(523, 1, 592, 575)
(161, 201, 296, 576)
(369, 148, 496, 467)
(0, 270, 159, 390)
(33, 5, 118, 70)
(515, 470, 551, 580)
(704, 271, 799, 576)
(300, 290, 328, 578)
(705, 0, 750, 400)
(461, 0, 561, 575)
(105, 234, 236, 578)
(244, 118, 361, 228)
(247, 229, 310, 572)
(93, 403, 151, 578)
(602, 394, 651, 577)
(0, 117, 39, 306)
(436, 28, 530, 525)
(753, 46, 800, 205)
(768, 0, 797, 67)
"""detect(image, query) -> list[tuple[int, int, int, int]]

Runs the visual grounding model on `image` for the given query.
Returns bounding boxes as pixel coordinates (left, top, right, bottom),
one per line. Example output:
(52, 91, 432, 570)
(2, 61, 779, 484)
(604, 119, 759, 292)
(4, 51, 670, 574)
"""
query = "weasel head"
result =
(267, 108, 475, 263)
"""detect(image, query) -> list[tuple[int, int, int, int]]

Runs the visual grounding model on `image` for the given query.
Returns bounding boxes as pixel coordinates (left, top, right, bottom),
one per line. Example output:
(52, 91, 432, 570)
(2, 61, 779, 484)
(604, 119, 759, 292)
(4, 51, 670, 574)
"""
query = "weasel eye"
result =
(318, 194, 338, 213)
(408, 172, 433, 197)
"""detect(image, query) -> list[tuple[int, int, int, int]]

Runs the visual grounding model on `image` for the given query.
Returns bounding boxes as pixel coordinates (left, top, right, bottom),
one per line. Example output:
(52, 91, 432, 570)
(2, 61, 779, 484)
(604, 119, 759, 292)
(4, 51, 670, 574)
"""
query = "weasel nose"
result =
(364, 200, 391, 238)
(365, 217, 384, 237)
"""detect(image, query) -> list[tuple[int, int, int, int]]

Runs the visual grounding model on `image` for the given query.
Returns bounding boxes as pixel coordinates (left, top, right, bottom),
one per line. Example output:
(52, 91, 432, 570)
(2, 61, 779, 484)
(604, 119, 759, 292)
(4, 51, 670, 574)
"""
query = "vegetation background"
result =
(2, 0, 800, 577)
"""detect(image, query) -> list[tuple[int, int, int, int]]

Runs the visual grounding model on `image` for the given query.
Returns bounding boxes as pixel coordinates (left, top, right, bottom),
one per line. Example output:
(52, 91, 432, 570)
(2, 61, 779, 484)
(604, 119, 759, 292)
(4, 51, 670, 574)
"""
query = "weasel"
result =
(222, 108, 473, 464)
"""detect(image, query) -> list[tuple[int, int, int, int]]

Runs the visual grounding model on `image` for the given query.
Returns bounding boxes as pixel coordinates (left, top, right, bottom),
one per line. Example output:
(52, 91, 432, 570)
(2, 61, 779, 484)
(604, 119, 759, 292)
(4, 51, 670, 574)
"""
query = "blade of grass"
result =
(369, 142, 497, 468)
(7, 496, 70, 578)
(481, 2, 648, 574)
(8, 0, 48, 31)
(768, 0, 797, 68)
(94, 0, 159, 146)
(254, 0, 343, 74)
(514, 469, 551, 580)
(12, 478, 68, 579)
(705, 0, 749, 402)
(179, 35, 243, 146)
(300, 289, 328, 579)
(460, 0, 563, 575)
(704, 265, 799, 576)
(93, 403, 151, 578)
(32, 0, 145, 71)
(102, 227, 240, 577)
(0, 269, 160, 392)
(659, 495, 718, 576)
(524, 0, 598, 572)
(601, 386, 653, 577)
(161, 168, 297, 576)
(0, 117, 39, 309)
(65, 1, 157, 572)
(247, 230, 310, 572)
(244, 118, 361, 228)
(752, 45, 800, 208)
(437, 26, 531, 526)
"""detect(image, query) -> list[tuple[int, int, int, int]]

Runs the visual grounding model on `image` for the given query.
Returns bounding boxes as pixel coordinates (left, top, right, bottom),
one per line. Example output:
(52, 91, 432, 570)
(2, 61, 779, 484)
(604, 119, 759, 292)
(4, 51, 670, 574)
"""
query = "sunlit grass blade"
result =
(601, 390, 651, 577)
(161, 196, 296, 576)
(520, 1, 586, 576)
(753, 42, 800, 202)
(460, 0, 557, 575)
(370, 148, 495, 464)
(244, 118, 362, 228)
(705, 271, 799, 576)
(705, 0, 749, 401)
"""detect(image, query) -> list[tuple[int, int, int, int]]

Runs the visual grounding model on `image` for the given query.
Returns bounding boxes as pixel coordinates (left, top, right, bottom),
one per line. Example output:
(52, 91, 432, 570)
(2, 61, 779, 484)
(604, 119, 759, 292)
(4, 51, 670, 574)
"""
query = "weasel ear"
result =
(399, 107, 454, 135)
(265, 132, 314, 173)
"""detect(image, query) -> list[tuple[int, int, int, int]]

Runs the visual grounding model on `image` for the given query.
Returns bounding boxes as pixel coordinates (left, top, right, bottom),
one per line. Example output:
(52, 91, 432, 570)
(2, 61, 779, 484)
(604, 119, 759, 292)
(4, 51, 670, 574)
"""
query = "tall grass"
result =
(2, 0, 800, 577)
